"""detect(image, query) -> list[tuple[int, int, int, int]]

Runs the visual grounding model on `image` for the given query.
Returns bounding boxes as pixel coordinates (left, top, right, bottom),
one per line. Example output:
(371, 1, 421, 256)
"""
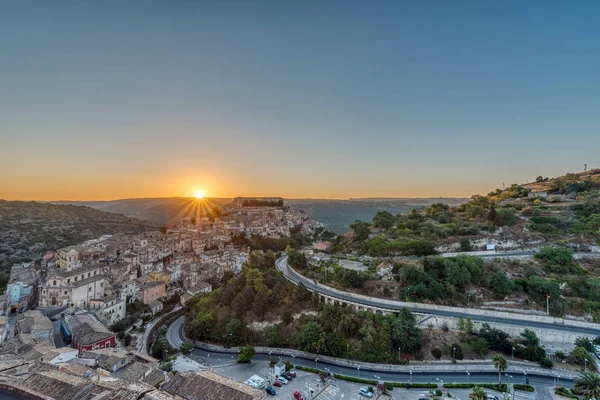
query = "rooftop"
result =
(162, 370, 266, 400)
(67, 313, 114, 346)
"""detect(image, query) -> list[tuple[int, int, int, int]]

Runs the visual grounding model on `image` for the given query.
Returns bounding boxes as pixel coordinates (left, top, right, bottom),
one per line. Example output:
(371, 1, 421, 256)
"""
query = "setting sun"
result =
(194, 190, 205, 199)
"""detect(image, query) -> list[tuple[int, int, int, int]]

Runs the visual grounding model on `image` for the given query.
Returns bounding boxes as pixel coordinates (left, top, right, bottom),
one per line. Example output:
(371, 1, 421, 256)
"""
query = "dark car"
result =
(266, 386, 276, 396)
(281, 372, 293, 381)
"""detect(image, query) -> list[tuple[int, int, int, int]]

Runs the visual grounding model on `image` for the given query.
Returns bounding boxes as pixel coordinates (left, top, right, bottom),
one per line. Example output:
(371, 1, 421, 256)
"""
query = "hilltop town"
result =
(0, 197, 325, 399)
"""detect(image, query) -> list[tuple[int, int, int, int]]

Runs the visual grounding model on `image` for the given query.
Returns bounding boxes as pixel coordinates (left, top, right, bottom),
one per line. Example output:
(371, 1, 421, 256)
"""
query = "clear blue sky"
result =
(1, 1, 599, 200)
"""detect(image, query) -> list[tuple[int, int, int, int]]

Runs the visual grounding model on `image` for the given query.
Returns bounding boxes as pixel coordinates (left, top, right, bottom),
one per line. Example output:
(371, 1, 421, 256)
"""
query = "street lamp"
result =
(466, 371, 470, 384)
(347, 343, 349, 360)
(452, 346, 456, 362)
(398, 346, 401, 362)
(315, 358, 319, 370)
(523, 370, 527, 384)
(585, 357, 588, 372)
(511, 346, 514, 362)
(357, 365, 360, 378)
(409, 370, 412, 384)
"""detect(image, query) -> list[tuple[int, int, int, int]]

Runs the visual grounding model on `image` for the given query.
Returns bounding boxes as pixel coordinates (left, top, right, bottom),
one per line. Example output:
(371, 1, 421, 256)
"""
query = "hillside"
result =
(53, 197, 467, 233)
(0, 200, 157, 272)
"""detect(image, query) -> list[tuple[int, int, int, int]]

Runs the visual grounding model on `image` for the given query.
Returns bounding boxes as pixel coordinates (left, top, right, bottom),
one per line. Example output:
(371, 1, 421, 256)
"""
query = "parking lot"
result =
(214, 360, 548, 400)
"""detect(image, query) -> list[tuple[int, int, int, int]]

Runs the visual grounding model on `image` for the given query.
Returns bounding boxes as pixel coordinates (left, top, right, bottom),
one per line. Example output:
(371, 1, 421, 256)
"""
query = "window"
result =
(64, 291, 67, 295)
(87, 273, 90, 278)
(100, 283, 103, 288)
(67, 279, 70, 284)
(74, 277, 77, 282)
(53, 280, 56, 286)
(89, 286, 92, 291)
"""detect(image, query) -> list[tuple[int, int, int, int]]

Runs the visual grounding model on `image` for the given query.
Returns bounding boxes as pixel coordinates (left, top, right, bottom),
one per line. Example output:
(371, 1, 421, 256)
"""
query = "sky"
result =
(1, 1, 599, 201)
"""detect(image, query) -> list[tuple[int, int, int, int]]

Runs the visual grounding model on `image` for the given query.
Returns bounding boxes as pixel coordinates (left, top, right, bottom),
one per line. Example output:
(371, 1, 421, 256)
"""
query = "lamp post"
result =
(467, 292, 471, 307)
(357, 365, 360, 378)
(347, 344, 349, 360)
(511, 346, 514, 362)
(398, 346, 401, 362)
(547, 295, 550, 316)
(466, 371, 470, 383)
(315, 358, 319, 370)
(523, 370, 527, 384)
(409, 370, 412, 384)
(452, 346, 456, 362)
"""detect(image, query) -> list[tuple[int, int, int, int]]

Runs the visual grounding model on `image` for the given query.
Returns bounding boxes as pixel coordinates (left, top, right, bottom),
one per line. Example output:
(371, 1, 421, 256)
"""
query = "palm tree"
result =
(575, 371, 600, 399)
(493, 354, 507, 385)
(469, 386, 487, 400)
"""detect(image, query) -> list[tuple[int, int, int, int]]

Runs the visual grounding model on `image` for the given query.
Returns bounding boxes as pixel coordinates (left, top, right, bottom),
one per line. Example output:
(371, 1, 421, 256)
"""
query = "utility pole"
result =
(547, 295, 550, 316)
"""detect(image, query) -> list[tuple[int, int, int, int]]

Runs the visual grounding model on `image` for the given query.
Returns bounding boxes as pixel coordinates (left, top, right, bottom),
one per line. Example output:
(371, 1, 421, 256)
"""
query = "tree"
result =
(521, 329, 539, 347)
(575, 371, 600, 399)
(488, 203, 497, 224)
(479, 323, 510, 351)
(373, 211, 395, 230)
(180, 343, 194, 355)
(493, 354, 507, 384)
(471, 338, 489, 356)
(534, 246, 573, 266)
(570, 346, 595, 367)
(238, 345, 256, 363)
(296, 322, 327, 354)
(390, 308, 422, 354)
(465, 317, 474, 333)
(469, 386, 488, 400)
(575, 336, 595, 353)
(350, 221, 371, 242)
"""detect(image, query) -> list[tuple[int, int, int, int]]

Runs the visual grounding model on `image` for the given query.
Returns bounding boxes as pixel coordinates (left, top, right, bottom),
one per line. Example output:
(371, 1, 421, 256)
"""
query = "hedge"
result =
(385, 382, 438, 389)
(443, 383, 508, 393)
(295, 366, 321, 374)
(555, 386, 578, 399)
(333, 374, 377, 385)
(514, 384, 535, 392)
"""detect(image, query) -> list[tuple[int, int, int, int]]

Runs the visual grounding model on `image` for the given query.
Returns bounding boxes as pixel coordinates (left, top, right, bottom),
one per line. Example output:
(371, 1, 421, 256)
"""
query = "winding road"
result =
(167, 316, 573, 388)
(276, 256, 600, 336)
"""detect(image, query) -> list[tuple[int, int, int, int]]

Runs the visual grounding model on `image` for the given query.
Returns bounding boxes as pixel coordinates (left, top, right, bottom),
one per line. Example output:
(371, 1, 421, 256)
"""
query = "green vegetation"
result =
(238, 345, 256, 363)
(574, 371, 600, 399)
(555, 386, 579, 399)
(445, 383, 508, 393)
(513, 384, 535, 392)
(184, 251, 423, 364)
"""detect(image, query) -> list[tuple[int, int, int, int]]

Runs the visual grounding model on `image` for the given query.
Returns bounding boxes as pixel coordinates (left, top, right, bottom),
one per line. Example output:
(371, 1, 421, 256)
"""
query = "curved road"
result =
(276, 256, 600, 336)
(167, 316, 572, 388)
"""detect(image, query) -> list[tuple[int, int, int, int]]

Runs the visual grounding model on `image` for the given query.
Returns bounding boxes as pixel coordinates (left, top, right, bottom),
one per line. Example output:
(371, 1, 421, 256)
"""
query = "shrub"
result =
(333, 374, 377, 385)
(384, 382, 394, 391)
(555, 386, 578, 399)
(444, 384, 507, 392)
(431, 347, 442, 359)
(514, 384, 535, 392)
(442, 322, 449, 332)
(540, 357, 554, 368)
(435, 389, 443, 396)
(385, 382, 438, 389)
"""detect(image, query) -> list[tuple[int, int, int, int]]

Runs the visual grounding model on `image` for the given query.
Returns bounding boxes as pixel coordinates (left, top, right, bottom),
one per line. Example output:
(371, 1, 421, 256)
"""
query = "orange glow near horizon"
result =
(194, 190, 205, 199)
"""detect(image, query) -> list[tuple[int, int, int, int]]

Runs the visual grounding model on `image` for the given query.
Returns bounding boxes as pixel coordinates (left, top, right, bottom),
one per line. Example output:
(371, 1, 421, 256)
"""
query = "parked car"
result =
(276, 376, 289, 385)
(272, 381, 282, 387)
(359, 387, 373, 398)
(487, 396, 499, 400)
(293, 391, 304, 400)
(281, 372, 293, 381)
(266, 386, 276, 396)
(287, 371, 297, 378)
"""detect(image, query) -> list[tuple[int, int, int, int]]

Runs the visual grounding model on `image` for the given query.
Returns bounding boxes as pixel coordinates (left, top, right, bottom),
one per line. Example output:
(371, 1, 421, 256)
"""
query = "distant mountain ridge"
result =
(52, 197, 468, 233)
(0, 200, 157, 273)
